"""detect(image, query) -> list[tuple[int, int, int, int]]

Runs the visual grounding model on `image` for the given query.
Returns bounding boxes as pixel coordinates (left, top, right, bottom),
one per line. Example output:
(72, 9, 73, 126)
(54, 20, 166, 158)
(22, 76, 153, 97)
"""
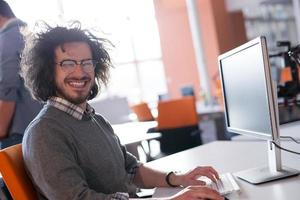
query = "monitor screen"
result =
(218, 37, 299, 184)
(218, 37, 278, 140)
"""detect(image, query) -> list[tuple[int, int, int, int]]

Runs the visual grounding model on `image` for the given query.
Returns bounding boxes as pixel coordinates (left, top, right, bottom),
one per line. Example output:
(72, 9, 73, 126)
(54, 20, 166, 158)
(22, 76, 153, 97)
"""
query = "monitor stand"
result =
(235, 140, 299, 184)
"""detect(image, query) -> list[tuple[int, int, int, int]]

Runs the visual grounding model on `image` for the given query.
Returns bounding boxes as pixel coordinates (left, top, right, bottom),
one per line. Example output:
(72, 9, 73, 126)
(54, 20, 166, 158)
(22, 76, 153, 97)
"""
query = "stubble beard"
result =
(55, 83, 94, 105)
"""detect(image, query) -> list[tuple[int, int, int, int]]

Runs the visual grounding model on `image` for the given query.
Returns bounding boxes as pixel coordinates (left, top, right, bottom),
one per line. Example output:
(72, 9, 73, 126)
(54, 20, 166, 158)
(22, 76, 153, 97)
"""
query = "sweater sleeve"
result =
(22, 119, 128, 200)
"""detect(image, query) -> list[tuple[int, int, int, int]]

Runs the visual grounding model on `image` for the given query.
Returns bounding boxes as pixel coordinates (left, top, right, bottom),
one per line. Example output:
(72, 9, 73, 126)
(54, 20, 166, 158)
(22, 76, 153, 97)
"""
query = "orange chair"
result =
(157, 96, 198, 129)
(0, 144, 38, 200)
(156, 96, 202, 154)
(214, 77, 224, 110)
(131, 102, 155, 121)
(280, 67, 292, 83)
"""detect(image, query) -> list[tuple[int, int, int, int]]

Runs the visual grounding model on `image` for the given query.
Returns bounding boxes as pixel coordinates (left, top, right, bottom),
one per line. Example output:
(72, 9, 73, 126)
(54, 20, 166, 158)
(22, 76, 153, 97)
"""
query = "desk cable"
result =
(280, 136, 300, 144)
(272, 136, 300, 155)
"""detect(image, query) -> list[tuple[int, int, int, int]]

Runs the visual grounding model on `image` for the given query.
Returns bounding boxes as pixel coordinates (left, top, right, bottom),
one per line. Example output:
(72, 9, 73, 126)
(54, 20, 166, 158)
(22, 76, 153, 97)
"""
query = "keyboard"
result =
(206, 173, 240, 195)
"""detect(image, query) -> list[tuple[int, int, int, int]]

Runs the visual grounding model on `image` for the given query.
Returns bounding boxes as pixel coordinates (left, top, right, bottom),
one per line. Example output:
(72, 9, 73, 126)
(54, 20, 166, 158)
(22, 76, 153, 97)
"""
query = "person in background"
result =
(0, 0, 41, 149)
(21, 23, 224, 200)
(0, 1, 42, 199)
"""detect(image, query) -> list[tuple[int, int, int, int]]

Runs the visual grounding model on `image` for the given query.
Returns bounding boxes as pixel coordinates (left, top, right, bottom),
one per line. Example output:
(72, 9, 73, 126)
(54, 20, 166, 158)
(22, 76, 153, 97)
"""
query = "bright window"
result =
(8, 0, 167, 105)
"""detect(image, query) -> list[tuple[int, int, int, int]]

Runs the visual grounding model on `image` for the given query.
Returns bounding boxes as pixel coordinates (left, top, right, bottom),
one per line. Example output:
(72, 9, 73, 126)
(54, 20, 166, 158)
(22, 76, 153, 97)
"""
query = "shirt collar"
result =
(0, 18, 20, 32)
(48, 97, 94, 120)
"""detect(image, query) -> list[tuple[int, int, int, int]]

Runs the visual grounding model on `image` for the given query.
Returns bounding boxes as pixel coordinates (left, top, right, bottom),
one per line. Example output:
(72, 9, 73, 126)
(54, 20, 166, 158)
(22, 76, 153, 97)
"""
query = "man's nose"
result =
(72, 63, 85, 74)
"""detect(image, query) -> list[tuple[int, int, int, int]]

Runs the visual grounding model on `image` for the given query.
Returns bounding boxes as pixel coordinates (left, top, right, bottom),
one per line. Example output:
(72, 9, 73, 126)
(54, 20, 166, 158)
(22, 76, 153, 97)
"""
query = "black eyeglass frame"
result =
(55, 59, 99, 66)
(55, 59, 99, 72)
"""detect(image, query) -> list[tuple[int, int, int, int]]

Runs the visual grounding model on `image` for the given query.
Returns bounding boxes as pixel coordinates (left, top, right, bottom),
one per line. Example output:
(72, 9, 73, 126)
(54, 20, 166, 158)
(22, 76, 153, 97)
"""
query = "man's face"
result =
(54, 42, 95, 106)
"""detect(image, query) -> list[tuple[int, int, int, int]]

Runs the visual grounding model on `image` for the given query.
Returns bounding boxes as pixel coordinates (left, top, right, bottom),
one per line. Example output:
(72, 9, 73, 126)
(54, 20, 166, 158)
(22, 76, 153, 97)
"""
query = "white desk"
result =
(195, 102, 227, 141)
(196, 102, 223, 115)
(113, 121, 159, 145)
(112, 121, 160, 160)
(232, 120, 300, 141)
(145, 141, 300, 199)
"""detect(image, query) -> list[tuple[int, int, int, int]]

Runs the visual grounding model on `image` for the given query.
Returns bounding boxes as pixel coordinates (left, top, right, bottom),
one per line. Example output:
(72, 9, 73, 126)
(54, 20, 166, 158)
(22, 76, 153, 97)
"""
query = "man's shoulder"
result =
(23, 106, 74, 145)
(25, 106, 70, 133)
(0, 24, 22, 40)
(92, 113, 114, 130)
(0, 26, 23, 55)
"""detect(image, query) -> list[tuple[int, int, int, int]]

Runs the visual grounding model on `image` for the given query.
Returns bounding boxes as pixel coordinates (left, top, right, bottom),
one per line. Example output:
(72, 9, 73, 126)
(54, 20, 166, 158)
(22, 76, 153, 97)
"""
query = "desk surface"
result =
(232, 120, 300, 141)
(112, 121, 160, 145)
(145, 141, 300, 199)
(196, 102, 223, 115)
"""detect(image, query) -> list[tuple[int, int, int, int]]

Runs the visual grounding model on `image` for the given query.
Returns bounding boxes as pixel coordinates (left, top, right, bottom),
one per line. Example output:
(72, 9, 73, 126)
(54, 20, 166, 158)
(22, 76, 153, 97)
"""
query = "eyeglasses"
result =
(56, 59, 98, 73)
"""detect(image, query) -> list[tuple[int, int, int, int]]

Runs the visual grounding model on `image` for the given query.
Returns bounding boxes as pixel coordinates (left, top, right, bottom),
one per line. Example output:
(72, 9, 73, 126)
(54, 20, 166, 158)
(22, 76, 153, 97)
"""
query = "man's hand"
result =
(171, 185, 224, 200)
(169, 166, 220, 187)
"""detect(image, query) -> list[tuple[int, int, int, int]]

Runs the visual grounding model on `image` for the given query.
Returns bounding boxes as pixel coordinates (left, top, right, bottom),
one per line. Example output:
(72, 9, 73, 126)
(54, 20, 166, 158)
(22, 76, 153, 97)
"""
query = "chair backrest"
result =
(280, 67, 292, 83)
(0, 144, 38, 200)
(157, 96, 198, 129)
(130, 102, 154, 121)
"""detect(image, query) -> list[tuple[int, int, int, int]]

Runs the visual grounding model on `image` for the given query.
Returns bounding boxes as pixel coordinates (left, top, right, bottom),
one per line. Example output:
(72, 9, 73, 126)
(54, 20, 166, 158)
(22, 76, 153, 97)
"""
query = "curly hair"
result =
(21, 22, 112, 102)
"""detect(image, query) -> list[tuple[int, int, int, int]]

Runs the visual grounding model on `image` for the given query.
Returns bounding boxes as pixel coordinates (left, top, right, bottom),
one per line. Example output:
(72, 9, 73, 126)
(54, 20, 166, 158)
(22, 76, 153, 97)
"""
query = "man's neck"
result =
(78, 102, 87, 111)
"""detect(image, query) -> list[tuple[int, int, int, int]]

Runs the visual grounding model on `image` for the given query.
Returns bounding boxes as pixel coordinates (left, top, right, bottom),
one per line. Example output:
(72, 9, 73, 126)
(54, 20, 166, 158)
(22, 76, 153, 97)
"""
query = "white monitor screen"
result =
(219, 37, 277, 139)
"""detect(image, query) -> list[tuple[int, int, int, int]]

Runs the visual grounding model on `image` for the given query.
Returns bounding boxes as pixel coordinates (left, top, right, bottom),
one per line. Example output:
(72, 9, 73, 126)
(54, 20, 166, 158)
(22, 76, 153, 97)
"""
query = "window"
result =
(8, 0, 167, 105)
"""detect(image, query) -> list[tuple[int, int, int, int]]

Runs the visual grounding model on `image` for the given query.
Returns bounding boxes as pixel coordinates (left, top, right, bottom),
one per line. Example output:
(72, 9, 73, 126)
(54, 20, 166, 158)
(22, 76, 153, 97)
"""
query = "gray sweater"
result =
(22, 105, 139, 200)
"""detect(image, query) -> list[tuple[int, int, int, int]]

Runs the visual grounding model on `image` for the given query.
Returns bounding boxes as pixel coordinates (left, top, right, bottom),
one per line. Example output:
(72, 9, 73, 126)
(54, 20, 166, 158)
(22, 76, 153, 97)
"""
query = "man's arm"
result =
(133, 164, 170, 188)
(0, 30, 22, 139)
(134, 164, 220, 188)
(133, 165, 224, 200)
(0, 100, 15, 138)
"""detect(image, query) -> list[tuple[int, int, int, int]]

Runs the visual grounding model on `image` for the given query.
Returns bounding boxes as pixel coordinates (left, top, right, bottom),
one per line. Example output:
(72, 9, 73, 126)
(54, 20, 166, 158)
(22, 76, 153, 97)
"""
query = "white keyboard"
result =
(206, 173, 240, 195)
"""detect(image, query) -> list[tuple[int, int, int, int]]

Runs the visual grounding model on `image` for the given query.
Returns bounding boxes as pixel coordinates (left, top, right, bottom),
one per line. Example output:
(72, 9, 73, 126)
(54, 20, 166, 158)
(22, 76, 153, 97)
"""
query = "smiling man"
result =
(21, 24, 224, 200)
(54, 42, 95, 108)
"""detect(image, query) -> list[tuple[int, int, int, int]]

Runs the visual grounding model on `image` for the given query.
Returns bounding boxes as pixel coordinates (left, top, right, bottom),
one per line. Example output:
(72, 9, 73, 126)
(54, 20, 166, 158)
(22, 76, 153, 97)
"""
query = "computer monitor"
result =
(218, 36, 299, 184)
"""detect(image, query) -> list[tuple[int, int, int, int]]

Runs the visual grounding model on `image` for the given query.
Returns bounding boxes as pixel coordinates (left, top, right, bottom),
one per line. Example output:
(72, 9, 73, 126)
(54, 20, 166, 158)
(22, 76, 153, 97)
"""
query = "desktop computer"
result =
(218, 36, 299, 184)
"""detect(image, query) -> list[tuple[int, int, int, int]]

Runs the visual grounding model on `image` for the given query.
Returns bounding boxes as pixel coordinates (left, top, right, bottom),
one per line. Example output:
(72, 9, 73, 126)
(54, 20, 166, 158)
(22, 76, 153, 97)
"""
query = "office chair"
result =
(130, 102, 155, 122)
(0, 144, 38, 200)
(280, 67, 292, 83)
(156, 96, 202, 155)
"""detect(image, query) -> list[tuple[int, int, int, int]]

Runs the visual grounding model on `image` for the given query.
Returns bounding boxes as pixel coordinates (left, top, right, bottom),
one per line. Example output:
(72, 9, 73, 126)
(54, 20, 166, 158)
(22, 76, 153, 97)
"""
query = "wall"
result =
(153, 0, 247, 100)
(153, 0, 200, 99)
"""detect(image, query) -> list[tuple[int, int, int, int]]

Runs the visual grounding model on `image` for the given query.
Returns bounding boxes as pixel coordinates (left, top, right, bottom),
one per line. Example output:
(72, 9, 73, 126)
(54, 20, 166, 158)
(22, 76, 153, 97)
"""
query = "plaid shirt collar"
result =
(48, 97, 94, 120)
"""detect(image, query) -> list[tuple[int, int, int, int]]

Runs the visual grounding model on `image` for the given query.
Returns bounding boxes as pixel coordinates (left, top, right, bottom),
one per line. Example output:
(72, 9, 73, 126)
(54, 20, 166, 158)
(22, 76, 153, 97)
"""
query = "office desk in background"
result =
(145, 141, 300, 199)
(196, 102, 227, 141)
(232, 120, 300, 141)
(112, 121, 160, 160)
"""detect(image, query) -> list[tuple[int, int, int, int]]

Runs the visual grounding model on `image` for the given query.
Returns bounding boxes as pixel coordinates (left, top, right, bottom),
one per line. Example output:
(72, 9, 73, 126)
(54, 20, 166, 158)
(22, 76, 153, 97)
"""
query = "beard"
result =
(55, 80, 94, 105)
(55, 86, 91, 105)
(56, 89, 90, 105)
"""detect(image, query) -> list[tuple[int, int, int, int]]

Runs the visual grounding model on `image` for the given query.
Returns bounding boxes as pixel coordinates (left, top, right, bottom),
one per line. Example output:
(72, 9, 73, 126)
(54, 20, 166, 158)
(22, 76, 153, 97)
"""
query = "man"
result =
(21, 24, 224, 200)
(0, 0, 41, 148)
(0, 1, 42, 199)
